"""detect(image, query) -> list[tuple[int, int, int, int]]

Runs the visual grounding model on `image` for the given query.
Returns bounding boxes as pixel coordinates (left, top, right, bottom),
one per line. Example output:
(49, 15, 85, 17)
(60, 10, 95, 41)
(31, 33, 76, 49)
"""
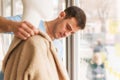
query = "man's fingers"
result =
(34, 29, 40, 34)
(14, 21, 39, 40)
(23, 21, 39, 34)
(16, 32, 27, 40)
(18, 28, 30, 38)
(23, 21, 34, 29)
(21, 22, 35, 36)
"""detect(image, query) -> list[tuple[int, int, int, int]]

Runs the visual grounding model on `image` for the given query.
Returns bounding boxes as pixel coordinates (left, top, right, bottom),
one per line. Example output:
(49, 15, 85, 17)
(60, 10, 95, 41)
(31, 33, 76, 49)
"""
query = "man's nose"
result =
(64, 31, 71, 37)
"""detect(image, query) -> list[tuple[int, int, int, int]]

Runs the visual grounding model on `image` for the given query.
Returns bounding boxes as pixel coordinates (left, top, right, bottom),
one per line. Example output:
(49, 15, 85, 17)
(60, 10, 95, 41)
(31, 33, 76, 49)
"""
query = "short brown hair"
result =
(64, 6, 86, 29)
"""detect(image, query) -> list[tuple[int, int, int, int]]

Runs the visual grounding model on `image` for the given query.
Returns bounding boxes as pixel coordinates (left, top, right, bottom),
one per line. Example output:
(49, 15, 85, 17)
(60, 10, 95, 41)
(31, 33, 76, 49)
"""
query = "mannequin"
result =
(22, 0, 54, 28)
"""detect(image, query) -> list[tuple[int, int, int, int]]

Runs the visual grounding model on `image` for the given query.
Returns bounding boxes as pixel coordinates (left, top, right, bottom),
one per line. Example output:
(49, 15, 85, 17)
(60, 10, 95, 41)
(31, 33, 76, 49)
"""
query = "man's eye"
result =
(67, 25, 71, 31)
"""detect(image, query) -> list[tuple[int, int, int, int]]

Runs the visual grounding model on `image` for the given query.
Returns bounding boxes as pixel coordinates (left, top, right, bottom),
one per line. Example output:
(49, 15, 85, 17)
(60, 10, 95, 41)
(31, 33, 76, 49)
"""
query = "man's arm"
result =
(0, 16, 39, 40)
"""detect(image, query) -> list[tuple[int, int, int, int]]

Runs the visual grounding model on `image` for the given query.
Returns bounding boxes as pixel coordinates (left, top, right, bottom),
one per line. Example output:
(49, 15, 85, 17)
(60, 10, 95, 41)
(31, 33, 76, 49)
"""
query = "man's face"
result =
(52, 17, 80, 39)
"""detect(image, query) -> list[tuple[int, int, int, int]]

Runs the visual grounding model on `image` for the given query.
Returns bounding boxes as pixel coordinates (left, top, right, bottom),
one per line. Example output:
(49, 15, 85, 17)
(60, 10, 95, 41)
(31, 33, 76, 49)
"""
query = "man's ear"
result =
(58, 11, 66, 19)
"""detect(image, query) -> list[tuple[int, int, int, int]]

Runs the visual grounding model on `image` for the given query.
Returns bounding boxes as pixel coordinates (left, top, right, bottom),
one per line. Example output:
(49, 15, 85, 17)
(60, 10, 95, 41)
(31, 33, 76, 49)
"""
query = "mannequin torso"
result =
(22, 0, 54, 28)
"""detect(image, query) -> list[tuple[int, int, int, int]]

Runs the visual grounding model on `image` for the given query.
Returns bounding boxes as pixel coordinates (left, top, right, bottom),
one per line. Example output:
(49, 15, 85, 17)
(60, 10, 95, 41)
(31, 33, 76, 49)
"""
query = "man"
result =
(2, 6, 86, 80)
(0, 15, 63, 59)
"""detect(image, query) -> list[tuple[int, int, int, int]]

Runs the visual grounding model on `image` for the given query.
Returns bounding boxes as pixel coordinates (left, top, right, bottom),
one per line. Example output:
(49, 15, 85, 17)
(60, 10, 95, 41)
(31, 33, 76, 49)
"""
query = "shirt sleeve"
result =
(6, 15, 22, 21)
(4, 15, 22, 34)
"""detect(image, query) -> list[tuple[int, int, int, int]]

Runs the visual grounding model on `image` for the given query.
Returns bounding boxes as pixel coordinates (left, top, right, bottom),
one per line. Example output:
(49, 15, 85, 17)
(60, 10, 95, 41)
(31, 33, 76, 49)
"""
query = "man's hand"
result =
(11, 21, 39, 40)
(0, 16, 39, 40)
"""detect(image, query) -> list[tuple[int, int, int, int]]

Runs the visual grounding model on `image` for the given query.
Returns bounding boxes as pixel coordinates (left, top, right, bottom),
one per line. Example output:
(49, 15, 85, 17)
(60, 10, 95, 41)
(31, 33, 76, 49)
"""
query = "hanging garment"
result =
(2, 31, 69, 80)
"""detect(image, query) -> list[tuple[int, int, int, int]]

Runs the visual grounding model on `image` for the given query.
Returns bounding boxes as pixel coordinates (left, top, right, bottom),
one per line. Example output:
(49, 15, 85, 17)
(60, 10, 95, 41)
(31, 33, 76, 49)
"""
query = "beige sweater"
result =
(2, 31, 69, 80)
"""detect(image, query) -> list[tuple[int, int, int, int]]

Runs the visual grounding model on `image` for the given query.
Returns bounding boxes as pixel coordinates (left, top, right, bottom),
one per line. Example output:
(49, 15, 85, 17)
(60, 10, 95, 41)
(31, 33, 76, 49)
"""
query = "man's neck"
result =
(44, 21, 54, 40)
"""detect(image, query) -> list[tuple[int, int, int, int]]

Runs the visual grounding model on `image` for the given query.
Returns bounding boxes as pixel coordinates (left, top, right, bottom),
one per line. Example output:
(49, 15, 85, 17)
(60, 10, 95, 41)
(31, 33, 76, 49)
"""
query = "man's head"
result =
(48, 6, 86, 39)
(64, 6, 86, 29)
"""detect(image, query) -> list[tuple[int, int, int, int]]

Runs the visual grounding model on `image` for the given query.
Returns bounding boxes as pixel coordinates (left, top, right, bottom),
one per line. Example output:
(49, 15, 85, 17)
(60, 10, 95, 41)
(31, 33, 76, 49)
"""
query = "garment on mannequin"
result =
(22, 0, 54, 28)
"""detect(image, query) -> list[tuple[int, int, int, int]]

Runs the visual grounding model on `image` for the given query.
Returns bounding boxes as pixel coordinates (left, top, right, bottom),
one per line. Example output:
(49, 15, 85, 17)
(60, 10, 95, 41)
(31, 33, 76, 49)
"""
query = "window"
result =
(72, 0, 120, 80)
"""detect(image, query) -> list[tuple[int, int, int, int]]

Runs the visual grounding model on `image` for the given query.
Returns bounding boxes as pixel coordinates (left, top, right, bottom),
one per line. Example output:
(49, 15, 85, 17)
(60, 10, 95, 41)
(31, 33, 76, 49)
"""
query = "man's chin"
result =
(55, 37, 60, 39)
(55, 36, 61, 39)
(55, 35, 60, 39)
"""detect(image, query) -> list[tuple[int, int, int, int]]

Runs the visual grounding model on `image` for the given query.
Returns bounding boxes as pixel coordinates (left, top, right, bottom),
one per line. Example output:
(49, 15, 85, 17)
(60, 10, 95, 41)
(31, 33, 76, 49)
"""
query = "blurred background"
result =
(0, 0, 120, 80)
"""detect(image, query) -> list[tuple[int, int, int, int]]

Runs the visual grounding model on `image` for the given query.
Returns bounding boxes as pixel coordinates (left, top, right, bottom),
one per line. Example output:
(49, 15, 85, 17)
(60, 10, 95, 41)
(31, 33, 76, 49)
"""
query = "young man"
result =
(2, 6, 86, 80)
(0, 15, 63, 59)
